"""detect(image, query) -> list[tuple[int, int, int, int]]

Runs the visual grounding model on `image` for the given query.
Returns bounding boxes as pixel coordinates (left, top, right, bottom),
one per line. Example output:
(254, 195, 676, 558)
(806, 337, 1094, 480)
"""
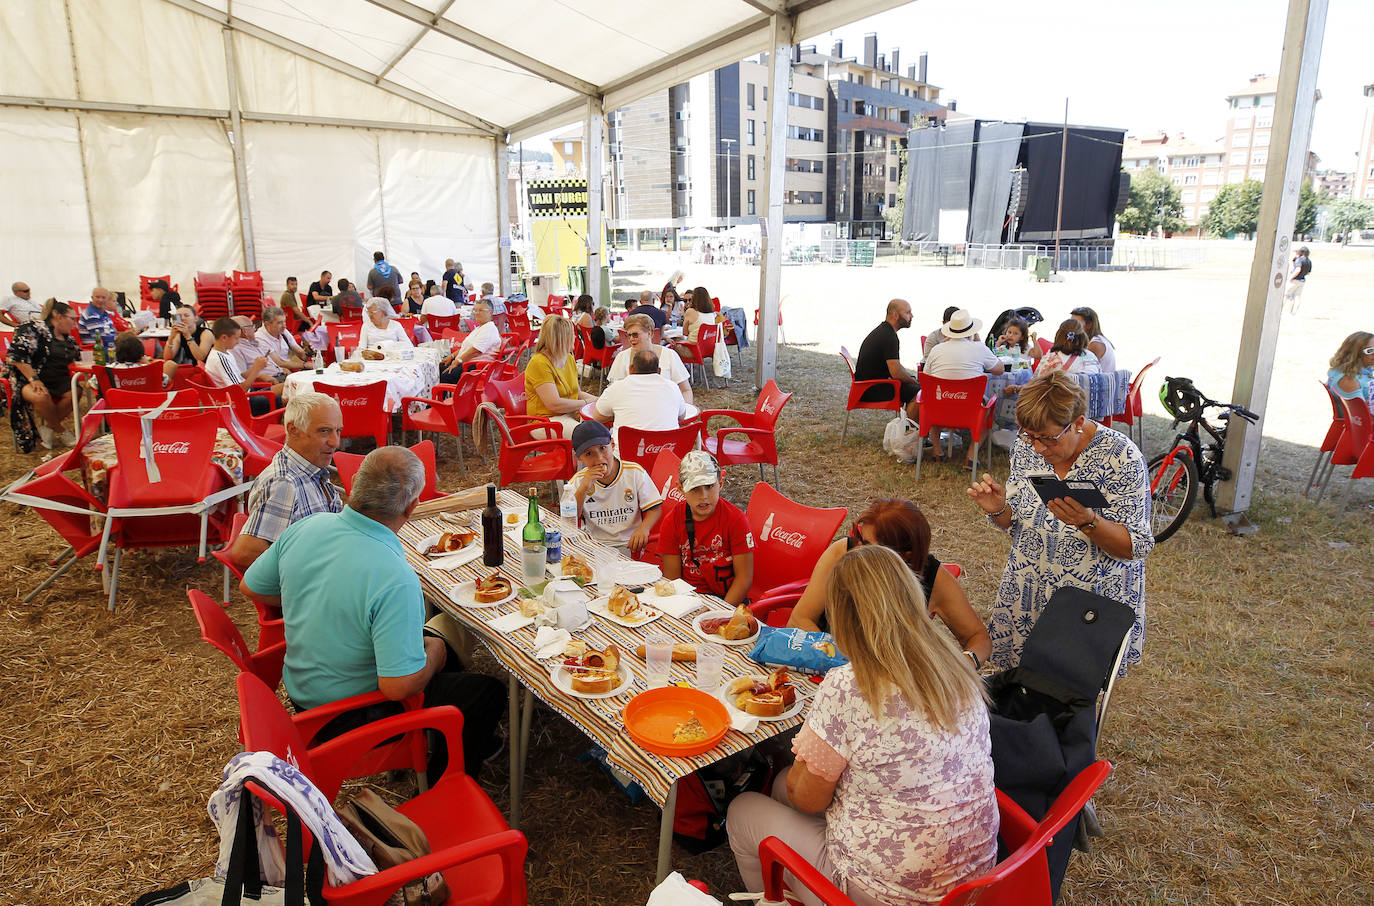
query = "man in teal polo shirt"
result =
(242, 445, 504, 778)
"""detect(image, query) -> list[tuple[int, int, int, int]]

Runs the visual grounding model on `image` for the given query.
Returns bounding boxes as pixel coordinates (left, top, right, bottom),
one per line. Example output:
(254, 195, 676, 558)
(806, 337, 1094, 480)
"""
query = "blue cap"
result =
(571, 419, 612, 457)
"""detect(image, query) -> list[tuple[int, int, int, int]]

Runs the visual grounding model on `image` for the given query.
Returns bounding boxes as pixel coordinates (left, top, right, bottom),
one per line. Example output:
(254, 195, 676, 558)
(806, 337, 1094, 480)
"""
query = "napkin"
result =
(533, 626, 572, 659)
(651, 595, 705, 619)
(485, 613, 533, 634)
(728, 710, 760, 734)
(428, 545, 482, 571)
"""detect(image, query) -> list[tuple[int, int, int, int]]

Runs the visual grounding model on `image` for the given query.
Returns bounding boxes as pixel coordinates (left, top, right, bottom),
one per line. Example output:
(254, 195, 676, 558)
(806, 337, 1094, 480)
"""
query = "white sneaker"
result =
(55, 429, 78, 446)
(37, 426, 54, 449)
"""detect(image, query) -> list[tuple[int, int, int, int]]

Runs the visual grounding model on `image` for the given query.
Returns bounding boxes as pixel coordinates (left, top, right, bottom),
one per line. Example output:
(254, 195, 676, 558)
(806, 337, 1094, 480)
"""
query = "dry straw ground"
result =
(2, 337, 1371, 905)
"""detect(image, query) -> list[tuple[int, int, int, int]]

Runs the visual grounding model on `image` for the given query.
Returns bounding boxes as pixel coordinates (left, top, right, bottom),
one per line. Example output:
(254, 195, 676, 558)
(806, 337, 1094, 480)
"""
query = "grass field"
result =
(2, 246, 1372, 905)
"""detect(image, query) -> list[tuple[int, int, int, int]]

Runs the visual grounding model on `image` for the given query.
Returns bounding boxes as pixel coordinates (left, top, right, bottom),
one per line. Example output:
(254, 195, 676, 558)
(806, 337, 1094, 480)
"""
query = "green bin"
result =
(1033, 256, 1051, 282)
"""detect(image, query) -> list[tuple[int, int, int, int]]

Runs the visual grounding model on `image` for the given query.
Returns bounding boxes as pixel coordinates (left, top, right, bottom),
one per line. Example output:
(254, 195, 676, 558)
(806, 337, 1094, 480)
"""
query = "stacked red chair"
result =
(230, 270, 265, 320)
(194, 272, 231, 321)
(139, 274, 175, 312)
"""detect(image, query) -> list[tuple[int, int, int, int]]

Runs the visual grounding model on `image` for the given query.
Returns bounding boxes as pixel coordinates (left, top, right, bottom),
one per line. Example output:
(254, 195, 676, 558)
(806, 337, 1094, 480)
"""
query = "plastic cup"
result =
(644, 633, 674, 688)
(695, 643, 725, 691)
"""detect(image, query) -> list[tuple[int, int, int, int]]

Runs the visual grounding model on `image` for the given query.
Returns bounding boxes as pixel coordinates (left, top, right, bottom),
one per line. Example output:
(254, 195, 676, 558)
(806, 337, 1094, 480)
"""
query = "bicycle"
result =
(1147, 377, 1260, 542)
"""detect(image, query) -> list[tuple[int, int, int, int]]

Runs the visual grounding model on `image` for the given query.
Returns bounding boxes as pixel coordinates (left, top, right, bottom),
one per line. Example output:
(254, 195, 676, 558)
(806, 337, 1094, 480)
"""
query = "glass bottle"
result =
(520, 488, 547, 581)
(481, 484, 504, 567)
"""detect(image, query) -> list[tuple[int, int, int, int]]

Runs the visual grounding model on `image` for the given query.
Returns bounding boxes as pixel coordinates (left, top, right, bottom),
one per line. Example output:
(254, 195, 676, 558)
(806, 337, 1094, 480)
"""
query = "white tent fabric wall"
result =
(0, 110, 98, 301)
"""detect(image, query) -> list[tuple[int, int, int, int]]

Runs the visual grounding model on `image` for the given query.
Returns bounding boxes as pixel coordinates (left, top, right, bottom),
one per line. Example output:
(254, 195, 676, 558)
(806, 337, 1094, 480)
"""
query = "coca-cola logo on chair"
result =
(151, 441, 191, 455)
(759, 512, 806, 549)
(935, 387, 969, 401)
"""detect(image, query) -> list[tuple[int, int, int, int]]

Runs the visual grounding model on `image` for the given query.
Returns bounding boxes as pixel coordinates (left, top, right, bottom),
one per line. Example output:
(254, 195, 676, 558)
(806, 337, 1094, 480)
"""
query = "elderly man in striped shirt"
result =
(226, 391, 344, 568)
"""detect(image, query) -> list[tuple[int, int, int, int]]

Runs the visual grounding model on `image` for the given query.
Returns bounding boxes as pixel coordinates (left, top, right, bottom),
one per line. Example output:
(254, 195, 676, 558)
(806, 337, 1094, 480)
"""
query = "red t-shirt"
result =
(655, 499, 754, 598)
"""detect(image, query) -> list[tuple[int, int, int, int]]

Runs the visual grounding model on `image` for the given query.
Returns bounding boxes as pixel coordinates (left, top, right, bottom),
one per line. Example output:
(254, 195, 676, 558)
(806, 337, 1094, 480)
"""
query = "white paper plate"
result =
(552, 663, 634, 700)
(587, 594, 662, 628)
(692, 610, 760, 647)
(447, 578, 517, 609)
(418, 531, 479, 559)
(719, 675, 804, 722)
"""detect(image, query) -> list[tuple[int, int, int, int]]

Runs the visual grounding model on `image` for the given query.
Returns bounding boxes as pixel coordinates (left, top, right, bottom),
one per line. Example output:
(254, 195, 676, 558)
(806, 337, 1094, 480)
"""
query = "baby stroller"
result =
(985, 306, 1044, 350)
(985, 586, 1134, 901)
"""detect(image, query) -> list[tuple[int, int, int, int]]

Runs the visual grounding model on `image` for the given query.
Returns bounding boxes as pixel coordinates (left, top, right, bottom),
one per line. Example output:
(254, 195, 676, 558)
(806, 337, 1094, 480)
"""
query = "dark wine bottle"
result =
(481, 484, 504, 567)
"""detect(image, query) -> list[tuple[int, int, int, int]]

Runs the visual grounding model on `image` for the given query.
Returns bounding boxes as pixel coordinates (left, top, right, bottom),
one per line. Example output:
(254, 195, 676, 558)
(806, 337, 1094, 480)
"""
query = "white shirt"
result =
(608, 344, 689, 385)
(3, 295, 42, 323)
(206, 348, 244, 389)
(573, 459, 663, 547)
(421, 296, 457, 319)
(258, 328, 302, 363)
(1091, 334, 1117, 373)
(358, 319, 411, 349)
(458, 320, 501, 358)
(922, 337, 1001, 380)
(594, 372, 688, 445)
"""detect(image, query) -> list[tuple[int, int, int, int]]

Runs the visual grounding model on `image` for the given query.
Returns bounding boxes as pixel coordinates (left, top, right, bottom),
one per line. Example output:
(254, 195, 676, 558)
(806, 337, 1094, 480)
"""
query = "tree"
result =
(1294, 181, 1319, 236)
(1202, 179, 1264, 237)
(1329, 198, 1374, 244)
(884, 148, 908, 238)
(1116, 168, 1185, 236)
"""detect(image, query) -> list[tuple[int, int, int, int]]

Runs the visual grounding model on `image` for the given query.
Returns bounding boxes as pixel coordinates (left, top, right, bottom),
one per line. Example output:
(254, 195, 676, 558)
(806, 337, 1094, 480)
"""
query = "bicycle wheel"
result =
(1147, 451, 1199, 542)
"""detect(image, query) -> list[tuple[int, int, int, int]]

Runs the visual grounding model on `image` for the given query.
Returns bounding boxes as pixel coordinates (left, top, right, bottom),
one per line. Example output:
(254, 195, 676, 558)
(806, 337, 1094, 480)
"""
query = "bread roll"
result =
(571, 670, 618, 694)
(473, 574, 511, 603)
(608, 585, 640, 617)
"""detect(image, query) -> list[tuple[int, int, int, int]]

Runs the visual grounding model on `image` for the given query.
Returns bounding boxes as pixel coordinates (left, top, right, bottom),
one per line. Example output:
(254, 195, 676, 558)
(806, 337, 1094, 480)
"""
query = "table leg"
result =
(518, 688, 534, 790)
(507, 673, 521, 829)
(70, 372, 82, 427)
(655, 781, 678, 883)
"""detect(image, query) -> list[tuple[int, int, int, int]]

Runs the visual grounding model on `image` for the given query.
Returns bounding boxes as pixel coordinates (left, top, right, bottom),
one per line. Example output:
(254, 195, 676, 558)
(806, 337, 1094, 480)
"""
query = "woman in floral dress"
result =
(968, 370, 1153, 672)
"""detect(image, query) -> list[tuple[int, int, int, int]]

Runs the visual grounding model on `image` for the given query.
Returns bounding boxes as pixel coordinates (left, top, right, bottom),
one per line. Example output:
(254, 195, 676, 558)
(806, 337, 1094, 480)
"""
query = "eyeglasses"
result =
(1019, 423, 1073, 447)
(1363, 346, 1374, 356)
(626, 330, 648, 339)
(845, 522, 867, 550)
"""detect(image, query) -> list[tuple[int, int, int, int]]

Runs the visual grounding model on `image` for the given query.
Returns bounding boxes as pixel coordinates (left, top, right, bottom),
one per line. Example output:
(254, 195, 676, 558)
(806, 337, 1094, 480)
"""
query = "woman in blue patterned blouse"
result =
(967, 370, 1153, 673)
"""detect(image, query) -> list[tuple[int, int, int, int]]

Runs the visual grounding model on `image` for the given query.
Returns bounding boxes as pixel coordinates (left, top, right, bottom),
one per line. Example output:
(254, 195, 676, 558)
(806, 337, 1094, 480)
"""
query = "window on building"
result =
(1251, 152, 1267, 165)
(1182, 190, 1196, 202)
(747, 120, 755, 146)
(762, 86, 767, 101)
(1230, 150, 1247, 164)
(747, 189, 756, 215)
(786, 126, 824, 142)
(1233, 132, 1250, 147)
(747, 154, 755, 180)
(1256, 115, 1272, 128)
(1184, 175, 1197, 186)
(841, 99, 850, 113)
(1185, 157, 1200, 167)
(746, 84, 755, 110)
(1201, 188, 1217, 201)
(857, 76, 865, 86)
(1254, 131, 1269, 147)
(1228, 169, 1246, 183)
(854, 100, 866, 116)
(888, 193, 896, 207)
(1172, 176, 1183, 186)
(889, 167, 897, 181)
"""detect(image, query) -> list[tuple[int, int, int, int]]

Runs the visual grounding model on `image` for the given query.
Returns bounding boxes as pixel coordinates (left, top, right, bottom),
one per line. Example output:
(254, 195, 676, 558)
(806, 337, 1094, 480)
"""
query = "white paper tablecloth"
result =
(283, 347, 440, 412)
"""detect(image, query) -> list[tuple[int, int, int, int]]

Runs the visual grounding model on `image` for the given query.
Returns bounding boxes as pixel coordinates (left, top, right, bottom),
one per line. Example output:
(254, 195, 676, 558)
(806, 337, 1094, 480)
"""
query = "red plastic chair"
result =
(102, 409, 238, 611)
(167, 364, 210, 392)
(103, 387, 201, 412)
(401, 371, 490, 473)
(758, 761, 1112, 906)
(1036, 337, 1053, 356)
(335, 440, 440, 502)
(839, 345, 902, 441)
(1305, 381, 1349, 498)
(1338, 413, 1374, 514)
(506, 309, 533, 343)
(752, 300, 785, 343)
(700, 379, 792, 487)
(195, 382, 286, 442)
(94, 362, 164, 396)
(7, 468, 108, 603)
(676, 323, 719, 389)
(1316, 396, 1372, 504)
(210, 511, 252, 604)
(478, 402, 575, 493)
(236, 672, 527, 906)
(208, 512, 286, 652)
(743, 481, 846, 601)
(139, 274, 175, 311)
(425, 313, 464, 336)
(1104, 356, 1159, 450)
(189, 588, 285, 692)
(913, 375, 997, 481)
(313, 380, 390, 450)
(395, 316, 420, 343)
(325, 322, 363, 359)
(618, 424, 701, 473)
(484, 372, 528, 415)
(194, 272, 231, 321)
(575, 325, 618, 392)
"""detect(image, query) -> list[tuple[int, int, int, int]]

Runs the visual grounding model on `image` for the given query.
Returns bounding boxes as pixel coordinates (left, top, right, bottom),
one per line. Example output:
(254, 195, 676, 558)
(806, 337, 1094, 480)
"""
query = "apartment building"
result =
(1356, 82, 1374, 200)
(1223, 74, 1320, 188)
(1120, 133, 1226, 231)
(1314, 169, 1353, 200)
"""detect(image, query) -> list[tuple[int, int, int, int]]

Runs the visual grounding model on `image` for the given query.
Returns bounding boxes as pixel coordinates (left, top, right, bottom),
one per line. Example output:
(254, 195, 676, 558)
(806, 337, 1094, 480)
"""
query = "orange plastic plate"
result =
(624, 687, 730, 757)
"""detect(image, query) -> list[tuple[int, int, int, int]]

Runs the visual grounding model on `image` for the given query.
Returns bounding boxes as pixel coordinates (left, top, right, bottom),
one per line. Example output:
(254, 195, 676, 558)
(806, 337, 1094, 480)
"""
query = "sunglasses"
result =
(1019, 423, 1074, 447)
(1363, 346, 1374, 356)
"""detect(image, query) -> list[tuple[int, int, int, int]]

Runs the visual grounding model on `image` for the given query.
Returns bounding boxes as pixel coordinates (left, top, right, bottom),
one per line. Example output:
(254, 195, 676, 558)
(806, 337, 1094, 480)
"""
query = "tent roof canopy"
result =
(165, 0, 911, 141)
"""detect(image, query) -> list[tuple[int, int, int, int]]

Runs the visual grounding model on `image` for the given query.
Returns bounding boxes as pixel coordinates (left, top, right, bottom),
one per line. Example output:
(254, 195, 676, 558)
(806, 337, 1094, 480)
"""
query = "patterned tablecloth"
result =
(282, 347, 441, 413)
(81, 428, 244, 501)
(400, 489, 810, 809)
(986, 368, 1133, 426)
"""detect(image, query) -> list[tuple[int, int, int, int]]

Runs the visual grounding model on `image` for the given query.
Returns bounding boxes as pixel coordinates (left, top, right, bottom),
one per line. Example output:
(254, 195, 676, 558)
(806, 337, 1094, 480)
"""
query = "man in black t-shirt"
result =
(442, 258, 464, 304)
(629, 289, 669, 330)
(307, 271, 333, 310)
(1285, 245, 1311, 314)
(853, 298, 919, 419)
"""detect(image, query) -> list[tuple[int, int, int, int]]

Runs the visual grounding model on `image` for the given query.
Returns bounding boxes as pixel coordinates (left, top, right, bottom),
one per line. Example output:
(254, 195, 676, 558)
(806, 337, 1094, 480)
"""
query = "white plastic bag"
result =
(882, 416, 923, 463)
(645, 871, 723, 906)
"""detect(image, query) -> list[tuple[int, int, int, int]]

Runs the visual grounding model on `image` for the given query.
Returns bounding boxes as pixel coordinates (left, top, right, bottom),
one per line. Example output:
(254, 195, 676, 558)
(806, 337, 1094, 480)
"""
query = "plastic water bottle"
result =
(559, 482, 577, 532)
(313, 349, 324, 373)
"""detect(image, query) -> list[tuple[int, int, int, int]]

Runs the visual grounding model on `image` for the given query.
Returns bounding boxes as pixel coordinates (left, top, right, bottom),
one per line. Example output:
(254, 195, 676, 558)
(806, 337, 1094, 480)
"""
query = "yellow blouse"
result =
(524, 351, 580, 418)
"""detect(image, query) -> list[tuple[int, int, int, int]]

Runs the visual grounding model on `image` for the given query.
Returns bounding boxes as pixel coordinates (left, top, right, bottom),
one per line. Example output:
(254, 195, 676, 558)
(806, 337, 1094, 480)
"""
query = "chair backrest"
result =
(696, 323, 719, 358)
(426, 313, 464, 336)
(236, 672, 319, 787)
(105, 387, 201, 411)
(1319, 381, 1348, 452)
(484, 372, 528, 414)
(838, 346, 857, 378)
(1128, 356, 1161, 417)
(212, 398, 282, 473)
(188, 588, 275, 683)
(334, 440, 439, 500)
(95, 362, 164, 395)
(745, 481, 847, 597)
(649, 450, 685, 508)
(108, 409, 222, 506)
(325, 322, 362, 355)
(196, 271, 228, 290)
(12, 470, 107, 553)
(1332, 396, 1373, 465)
(395, 316, 419, 342)
(753, 379, 792, 429)
(140, 274, 173, 311)
(313, 380, 389, 443)
(618, 424, 701, 473)
(918, 375, 990, 430)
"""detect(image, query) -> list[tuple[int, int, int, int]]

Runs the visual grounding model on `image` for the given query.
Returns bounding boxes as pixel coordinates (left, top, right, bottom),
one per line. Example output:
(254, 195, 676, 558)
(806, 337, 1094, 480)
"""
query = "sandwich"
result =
(633, 642, 697, 662)
(561, 552, 593, 583)
(608, 585, 641, 618)
(728, 667, 796, 717)
(339, 361, 364, 373)
(564, 643, 621, 694)
(360, 348, 386, 360)
(473, 573, 512, 603)
(426, 531, 476, 556)
(700, 605, 756, 641)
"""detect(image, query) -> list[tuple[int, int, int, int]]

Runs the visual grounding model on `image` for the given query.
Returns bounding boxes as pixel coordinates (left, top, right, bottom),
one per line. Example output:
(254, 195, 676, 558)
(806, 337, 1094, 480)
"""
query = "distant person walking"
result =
(1285, 245, 1311, 314)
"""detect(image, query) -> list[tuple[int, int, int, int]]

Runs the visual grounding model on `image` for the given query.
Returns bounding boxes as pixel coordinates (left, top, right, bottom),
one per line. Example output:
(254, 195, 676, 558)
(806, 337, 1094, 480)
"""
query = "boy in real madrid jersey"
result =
(569, 421, 663, 553)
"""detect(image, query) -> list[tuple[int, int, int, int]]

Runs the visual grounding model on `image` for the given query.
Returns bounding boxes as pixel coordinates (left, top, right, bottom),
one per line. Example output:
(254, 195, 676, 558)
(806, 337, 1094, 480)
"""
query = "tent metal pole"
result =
(1053, 98, 1067, 274)
(222, 29, 256, 272)
(1216, 0, 1327, 523)
(497, 140, 512, 297)
(586, 97, 605, 309)
(754, 14, 792, 386)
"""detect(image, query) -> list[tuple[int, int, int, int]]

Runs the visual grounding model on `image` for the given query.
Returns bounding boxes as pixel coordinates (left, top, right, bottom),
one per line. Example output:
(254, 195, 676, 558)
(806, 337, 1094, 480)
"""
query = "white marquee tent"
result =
(1, 0, 909, 307)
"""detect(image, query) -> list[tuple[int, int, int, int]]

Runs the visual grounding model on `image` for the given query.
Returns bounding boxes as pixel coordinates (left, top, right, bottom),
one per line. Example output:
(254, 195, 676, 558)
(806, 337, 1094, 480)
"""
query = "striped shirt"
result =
(242, 445, 342, 544)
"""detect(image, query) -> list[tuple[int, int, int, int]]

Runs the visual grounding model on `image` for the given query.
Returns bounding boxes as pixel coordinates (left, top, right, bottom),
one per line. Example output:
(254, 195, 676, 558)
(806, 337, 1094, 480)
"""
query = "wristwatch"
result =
(1078, 514, 1099, 534)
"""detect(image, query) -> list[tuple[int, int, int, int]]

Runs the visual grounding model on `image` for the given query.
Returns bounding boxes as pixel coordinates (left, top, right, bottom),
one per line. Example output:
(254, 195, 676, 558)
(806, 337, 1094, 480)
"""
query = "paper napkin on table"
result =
(485, 613, 533, 634)
(428, 545, 482, 571)
(532, 626, 571, 659)
(651, 595, 705, 619)
(728, 710, 760, 734)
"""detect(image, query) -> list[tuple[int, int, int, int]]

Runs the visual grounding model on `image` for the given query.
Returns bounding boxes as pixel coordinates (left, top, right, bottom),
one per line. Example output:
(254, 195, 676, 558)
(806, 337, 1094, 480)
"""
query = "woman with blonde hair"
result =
(728, 545, 998, 906)
(1326, 330, 1374, 402)
(524, 314, 596, 434)
(968, 369, 1152, 672)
